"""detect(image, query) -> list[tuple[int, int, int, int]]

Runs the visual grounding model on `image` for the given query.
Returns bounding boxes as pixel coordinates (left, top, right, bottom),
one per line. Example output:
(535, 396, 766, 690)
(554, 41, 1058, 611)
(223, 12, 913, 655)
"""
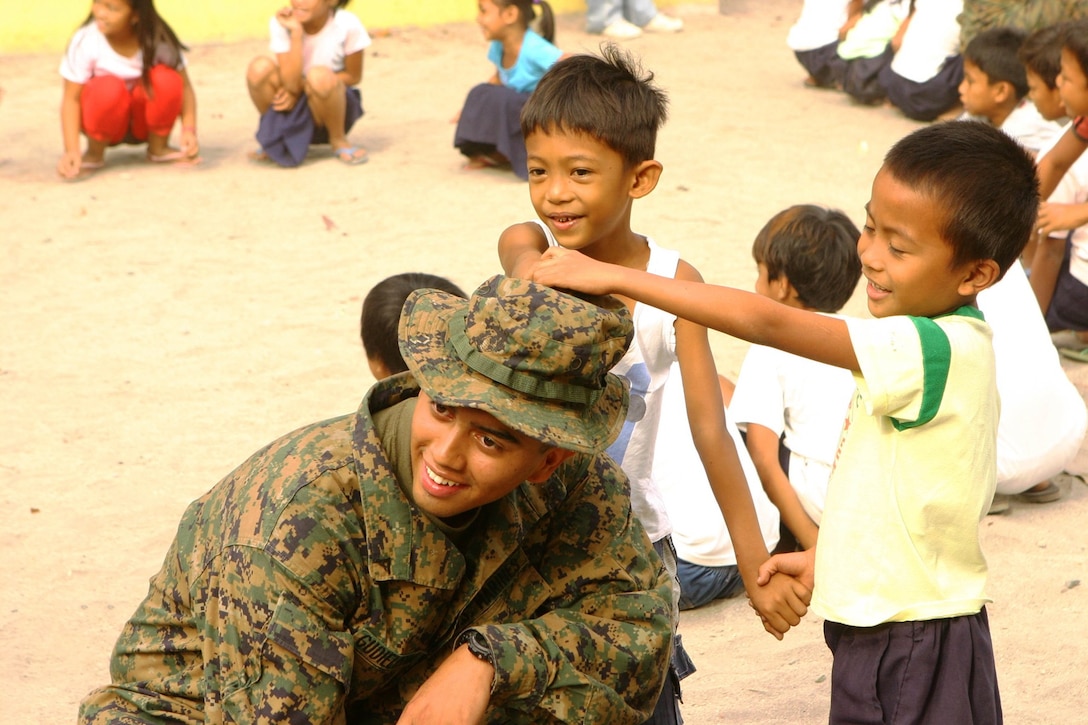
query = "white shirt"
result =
(786, 0, 851, 52)
(60, 23, 184, 88)
(1038, 120, 1088, 284)
(889, 0, 963, 83)
(269, 9, 371, 75)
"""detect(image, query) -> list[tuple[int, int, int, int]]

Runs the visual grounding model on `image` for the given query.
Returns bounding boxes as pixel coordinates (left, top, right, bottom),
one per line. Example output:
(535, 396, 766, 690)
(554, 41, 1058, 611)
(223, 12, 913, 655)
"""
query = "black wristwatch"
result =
(457, 629, 495, 667)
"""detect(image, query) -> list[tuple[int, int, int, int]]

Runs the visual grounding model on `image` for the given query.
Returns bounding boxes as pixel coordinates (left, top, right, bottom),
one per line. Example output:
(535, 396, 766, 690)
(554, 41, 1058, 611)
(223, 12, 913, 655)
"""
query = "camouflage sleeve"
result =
(469, 454, 674, 724)
(80, 466, 365, 725)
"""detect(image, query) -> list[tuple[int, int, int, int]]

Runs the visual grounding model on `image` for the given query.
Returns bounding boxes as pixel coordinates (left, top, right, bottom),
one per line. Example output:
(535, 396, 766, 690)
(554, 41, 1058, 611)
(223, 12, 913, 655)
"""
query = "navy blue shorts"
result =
(824, 608, 1002, 724)
(1045, 238, 1088, 332)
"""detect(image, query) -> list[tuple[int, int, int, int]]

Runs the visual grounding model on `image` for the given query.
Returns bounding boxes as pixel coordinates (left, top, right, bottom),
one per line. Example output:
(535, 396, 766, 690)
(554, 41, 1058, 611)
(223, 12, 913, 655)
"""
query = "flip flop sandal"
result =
(1016, 480, 1062, 503)
(333, 146, 369, 165)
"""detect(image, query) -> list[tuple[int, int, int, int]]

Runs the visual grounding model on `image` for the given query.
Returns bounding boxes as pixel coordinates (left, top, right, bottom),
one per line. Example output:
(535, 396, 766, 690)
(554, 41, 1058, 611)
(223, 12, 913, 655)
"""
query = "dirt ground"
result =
(2, 1, 1086, 722)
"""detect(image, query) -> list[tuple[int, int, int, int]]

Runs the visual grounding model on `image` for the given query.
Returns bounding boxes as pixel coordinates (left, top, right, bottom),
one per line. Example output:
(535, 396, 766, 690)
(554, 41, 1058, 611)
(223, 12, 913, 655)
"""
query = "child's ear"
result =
(992, 80, 1014, 105)
(629, 160, 662, 199)
(957, 258, 1001, 297)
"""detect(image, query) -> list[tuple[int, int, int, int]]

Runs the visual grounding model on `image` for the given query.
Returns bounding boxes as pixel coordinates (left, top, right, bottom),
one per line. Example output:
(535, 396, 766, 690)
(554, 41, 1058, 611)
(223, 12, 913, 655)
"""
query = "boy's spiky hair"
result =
(964, 26, 1030, 98)
(520, 43, 668, 166)
(882, 121, 1038, 278)
(752, 205, 861, 313)
(1018, 23, 1065, 89)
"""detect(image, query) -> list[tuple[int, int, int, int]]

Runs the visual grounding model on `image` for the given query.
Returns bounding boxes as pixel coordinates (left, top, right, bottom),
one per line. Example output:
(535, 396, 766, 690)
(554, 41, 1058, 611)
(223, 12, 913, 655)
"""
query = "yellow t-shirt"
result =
(812, 308, 996, 626)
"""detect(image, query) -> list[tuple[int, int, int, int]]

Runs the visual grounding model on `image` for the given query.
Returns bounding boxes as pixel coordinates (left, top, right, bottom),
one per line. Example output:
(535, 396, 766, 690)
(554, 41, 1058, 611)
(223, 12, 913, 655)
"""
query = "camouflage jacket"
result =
(79, 376, 673, 725)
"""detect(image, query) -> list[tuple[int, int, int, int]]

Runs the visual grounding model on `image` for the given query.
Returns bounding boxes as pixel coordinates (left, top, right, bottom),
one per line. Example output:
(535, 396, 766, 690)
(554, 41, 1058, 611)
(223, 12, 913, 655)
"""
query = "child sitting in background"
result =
(728, 205, 861, 552)
(833, 0, 911, 105)
(958, 26, 1062, 155)
(57, 0, 199, 179)
(246, 0, 371, 167)
(651, 362, 782, 610)
(532, 121, 1041, 721)
(453, 0, 565, 178)
(787, 0, 858, 89)
(1028, 20, 1088, 354)
(360, 272, 467, 380)
(879, 0, 965, 121)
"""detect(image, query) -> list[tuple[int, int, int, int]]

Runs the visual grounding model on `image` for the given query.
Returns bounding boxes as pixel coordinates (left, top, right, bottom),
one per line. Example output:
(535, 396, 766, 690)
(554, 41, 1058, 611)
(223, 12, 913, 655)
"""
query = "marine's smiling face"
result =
(409, 392, 571, 519)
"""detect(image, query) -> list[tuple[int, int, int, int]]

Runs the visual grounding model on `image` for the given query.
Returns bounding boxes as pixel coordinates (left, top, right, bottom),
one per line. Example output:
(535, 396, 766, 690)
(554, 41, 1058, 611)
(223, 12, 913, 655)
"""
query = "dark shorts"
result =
(795, 42, 844, 88)
(880, 54, 964, 122)
(1045, 238, 1088, 332)
(824, 608, 1002, 724)
(255, 86, 364, 168)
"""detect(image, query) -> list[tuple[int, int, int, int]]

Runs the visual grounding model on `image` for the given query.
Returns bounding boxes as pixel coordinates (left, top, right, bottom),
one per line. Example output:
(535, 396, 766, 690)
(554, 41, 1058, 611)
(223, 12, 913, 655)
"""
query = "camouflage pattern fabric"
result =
(959, 0, 1088, 47)
(78, 376, 673, 724)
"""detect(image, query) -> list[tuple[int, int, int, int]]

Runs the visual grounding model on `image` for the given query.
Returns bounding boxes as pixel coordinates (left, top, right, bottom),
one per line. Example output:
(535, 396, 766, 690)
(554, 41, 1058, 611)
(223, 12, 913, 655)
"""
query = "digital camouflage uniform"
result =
(80, 276, 674, 725)
(959, 0, 1088, 47)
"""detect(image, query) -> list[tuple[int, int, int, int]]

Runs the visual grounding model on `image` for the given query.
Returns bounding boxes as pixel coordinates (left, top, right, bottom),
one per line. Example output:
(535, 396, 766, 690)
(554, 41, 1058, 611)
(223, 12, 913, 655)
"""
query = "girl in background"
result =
(246, 0, 371, 167)
(57, 0, 199, 179)
(453, 0, 565, 179)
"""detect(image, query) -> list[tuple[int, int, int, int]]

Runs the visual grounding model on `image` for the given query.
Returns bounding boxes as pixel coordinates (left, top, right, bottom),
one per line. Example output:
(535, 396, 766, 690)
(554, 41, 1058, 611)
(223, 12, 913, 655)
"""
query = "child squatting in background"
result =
(58, 0, 199, 179)
(453, 0, 566, 179)
(532, 121, 1040, 724)
(246, 0, 371, 167)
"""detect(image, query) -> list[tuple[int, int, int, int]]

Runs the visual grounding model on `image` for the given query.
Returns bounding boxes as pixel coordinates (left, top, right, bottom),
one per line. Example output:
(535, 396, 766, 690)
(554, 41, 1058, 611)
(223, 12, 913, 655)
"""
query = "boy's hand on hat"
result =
(532, 247, 616, 295)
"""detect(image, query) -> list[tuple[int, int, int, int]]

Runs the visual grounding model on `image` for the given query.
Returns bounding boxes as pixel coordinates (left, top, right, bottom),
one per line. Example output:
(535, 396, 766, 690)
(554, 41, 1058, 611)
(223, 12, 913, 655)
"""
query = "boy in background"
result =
(959, 26, 1062, 155)
(532, 121, 1040, 722)
(498, 45, 811, 722)
(728, 205, 861, 552)
(361, 272, 466, 379)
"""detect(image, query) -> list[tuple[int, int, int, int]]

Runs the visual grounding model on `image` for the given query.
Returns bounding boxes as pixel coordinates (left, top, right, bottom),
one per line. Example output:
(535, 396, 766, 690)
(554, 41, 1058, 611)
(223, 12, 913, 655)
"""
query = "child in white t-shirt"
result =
(245, 0, 371, 167)
(728, 205, 861, 551)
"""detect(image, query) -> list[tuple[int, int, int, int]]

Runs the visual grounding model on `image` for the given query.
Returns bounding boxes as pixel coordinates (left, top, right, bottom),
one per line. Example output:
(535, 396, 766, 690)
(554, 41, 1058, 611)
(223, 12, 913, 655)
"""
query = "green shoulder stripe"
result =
(891, 316, 951, 431)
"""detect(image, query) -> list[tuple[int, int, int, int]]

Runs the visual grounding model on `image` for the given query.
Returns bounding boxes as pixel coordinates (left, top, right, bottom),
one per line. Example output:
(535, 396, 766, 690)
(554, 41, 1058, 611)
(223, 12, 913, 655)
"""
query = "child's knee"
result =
(84, 75, 129, 106)
(246, 56, 278, 86)
(147, 65, 183, 99)
(305, 66, 342, 97)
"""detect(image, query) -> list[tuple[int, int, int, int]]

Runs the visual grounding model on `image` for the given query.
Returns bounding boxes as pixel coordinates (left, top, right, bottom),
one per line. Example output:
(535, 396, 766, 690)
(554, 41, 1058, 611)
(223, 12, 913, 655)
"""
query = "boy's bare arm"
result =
(532, 248, 860, 371)
(673, 261, 809, 638)
(1037, 126, 1088, 199)
(745, 424, 820, 550)
(498, 223, 550, 279)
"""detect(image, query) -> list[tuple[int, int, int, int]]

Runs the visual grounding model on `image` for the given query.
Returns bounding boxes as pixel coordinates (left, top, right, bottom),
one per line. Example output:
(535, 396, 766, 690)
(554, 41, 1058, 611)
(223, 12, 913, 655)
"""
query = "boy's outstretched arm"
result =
(498, 222, 550, 279)
(672, 262, 810, 639)
(532, 248, 860, 371)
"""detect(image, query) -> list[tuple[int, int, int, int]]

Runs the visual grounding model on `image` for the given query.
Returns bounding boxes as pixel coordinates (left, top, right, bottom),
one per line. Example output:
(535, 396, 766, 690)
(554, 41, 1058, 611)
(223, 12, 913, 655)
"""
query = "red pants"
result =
(81, 65, 183, 144)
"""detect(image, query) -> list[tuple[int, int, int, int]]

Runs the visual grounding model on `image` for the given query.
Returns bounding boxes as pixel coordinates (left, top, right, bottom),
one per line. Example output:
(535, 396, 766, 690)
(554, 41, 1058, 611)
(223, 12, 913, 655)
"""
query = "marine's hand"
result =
(747, 570, 811, 640)
(57, 150, 82, 179)
(396, 644, 491, 724)
(530, 247, 618, 295)
(1037, 201, 1088, 236)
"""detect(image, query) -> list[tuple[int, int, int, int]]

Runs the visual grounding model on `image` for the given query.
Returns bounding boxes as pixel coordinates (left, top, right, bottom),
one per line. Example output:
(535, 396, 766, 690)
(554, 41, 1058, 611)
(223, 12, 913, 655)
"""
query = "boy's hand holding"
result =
(746, 570, 811, 640)
(751, 548, 816, 637)
(1037, 201, 1088, 236)
(532, 247, 622, 295)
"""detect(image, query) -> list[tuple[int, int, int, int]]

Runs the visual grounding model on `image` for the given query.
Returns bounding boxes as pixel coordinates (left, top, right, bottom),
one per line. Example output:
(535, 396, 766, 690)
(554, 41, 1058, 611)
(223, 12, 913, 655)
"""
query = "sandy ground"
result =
(2, 1, 1086, 722)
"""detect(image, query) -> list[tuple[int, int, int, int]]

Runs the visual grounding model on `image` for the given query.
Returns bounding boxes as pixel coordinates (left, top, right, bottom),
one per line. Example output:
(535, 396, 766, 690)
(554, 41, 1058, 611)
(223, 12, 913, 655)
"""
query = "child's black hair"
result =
(361, 273, 468, 376)
(1018, 23, 1065, 89)
(882, 121, 1038, 278)
(1061, 18, 1088, 82)
(964, 26, 1030, 99)
(752, 205, 862, 313)
(80, 0, 188, 86)
(499, 0, 556, 44)
(520, 43, 668, 167)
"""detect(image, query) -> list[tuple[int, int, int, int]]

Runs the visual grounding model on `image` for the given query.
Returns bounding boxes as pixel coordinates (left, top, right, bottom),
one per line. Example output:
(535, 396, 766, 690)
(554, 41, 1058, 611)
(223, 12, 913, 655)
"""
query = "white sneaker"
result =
(644, 13, 683, 33)
(602, 19, 642, 39)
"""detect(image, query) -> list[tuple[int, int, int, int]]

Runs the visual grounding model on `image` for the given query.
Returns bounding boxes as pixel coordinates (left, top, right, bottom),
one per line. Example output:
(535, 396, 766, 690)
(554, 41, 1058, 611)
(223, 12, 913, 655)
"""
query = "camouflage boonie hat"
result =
(399, 275, 633, 453)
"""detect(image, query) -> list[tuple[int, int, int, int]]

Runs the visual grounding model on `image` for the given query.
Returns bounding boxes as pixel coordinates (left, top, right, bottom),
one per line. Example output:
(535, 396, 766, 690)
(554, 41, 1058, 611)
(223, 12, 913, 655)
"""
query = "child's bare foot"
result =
(463, 152, 509, 170)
